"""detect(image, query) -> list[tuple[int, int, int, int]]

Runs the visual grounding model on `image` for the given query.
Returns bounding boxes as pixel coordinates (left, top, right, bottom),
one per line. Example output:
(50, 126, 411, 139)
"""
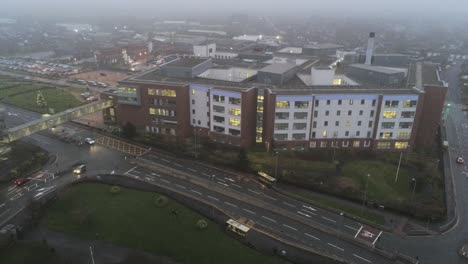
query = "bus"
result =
(226, 219, 250, 237)
(257, 171, 277, 186)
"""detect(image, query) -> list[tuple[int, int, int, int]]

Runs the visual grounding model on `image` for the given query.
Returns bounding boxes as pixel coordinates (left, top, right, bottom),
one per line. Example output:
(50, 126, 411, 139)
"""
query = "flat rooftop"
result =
(277, 47, 302, 54)
(349, 64, 407, 75)
(304, 43, 344, 50)
(259, 63, 297, 74)
(198, 67, 257, 83)
(163, 58, 209, 68)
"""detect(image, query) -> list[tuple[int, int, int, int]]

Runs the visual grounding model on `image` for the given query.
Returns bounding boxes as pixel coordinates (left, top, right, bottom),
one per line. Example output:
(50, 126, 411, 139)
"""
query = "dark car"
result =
(13, 178, 30, 186)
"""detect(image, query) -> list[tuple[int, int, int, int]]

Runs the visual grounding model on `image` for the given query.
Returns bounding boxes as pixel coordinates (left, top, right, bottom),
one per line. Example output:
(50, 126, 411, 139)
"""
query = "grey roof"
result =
(349, 64, 407, 75)
(304, 43, 344, 50)
(163, 58, 210, 68)
(259, 63, 296, 74)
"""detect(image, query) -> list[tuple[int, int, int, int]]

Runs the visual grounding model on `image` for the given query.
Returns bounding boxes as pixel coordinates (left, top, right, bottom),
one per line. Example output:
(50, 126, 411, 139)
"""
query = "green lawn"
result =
(45, 183, 287, 264)
(0, 241, 63, 264)
(4, 87, 83, 114)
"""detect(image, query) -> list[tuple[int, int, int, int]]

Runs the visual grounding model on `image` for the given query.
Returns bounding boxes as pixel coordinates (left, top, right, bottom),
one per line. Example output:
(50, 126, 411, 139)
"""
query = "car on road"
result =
(73, 164, 86, 174)
(13, 178, 30, 186)
(86, 96, 98, 102)
(84, 138, 95, 145)
(460, 245, 468, 259)
(462, 107, 468, 111)
(456, 157, 465, 164)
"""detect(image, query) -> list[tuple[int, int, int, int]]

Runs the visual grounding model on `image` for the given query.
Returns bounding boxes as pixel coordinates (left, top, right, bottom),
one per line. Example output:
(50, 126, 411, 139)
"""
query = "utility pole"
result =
(394, 152, 403, 183)
(411, 178, 417, 203)
(274, 151, 279, 179)
(89, 246, 95, 264)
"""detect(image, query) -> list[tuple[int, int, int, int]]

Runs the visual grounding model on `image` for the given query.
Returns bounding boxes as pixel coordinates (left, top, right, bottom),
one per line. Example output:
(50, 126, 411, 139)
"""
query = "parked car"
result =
(84, 138, 95, 145)
(73, 164, 86, 174)
(13, 178, 30, 186)
(456, 157, 465, 164)
(80, 92, 91, 98)
(86, 96, 97, 102)
(460, 245, 468, 259)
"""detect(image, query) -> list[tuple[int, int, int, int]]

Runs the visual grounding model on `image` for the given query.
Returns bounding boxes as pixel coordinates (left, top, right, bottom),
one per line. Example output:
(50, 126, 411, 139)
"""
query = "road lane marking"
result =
(174, 163, 183, 167)
(264, 194, 277, 201)
(301, 209, 317, 215)
(302, 205, 317, 211)
(188, 168, 197, 172)
(160, 179, 171, 184)
(243, 208, 256, 214)
(0, 209, 11, 218)
(27, 184, 38, 191)
(304, 233, 320, 240)
(191, 190, 202, 195)
(225, 177, 235, 182)
(283, 224, 298, 231)
(217, 182, 229, 187)
(125, 166, 137, 174)
(224, 202, 238, 208)
(175, 184, 187, 189)
(151, 173, 160, 177)
(133, 170, 143, 174)
(327, 243, 344, 251)
(322, 216, 336, 223)
(7, 186, 15, 191)
(353, 254, 371, 263)
(202, 173, 211, 177)
(355, 226, 364, 238)
(248, 189, 261, 195)
(283, 202, 296, 208)
(10, 193, 23, 201)
(0, 204, 5, 208)
(208, 196, 219, 201)
(262, 216, 277, 222)
(345, 225, 359, 231)
(230, 183, 242, 188)
(145, 177, 155, 182)
(217, 178, 227, 183)
(297, 211, 312, 218)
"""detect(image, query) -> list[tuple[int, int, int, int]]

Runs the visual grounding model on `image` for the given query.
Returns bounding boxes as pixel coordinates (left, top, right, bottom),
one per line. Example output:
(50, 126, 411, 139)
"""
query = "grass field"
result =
(45, 183, 287, 264)
(0, 241, 63, 264)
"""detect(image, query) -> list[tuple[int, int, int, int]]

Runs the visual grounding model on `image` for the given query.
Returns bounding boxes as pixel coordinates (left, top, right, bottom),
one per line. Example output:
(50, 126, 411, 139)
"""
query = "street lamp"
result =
(274, 151, 279, 179)
(361, 174, 370, 215)
(335, 212, 344, 251)
(411, 178, 417, 203)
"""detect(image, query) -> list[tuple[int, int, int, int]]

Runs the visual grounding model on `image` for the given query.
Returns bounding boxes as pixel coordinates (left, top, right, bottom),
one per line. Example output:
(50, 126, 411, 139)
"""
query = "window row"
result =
(152, 98, 176, 107)
(213, 126, 241, 136)
(383, 111, 416, 119)
(379, 132, 411, 139)
(310, 140, 372, 148)
(377, 141, 409, 149)
(314, 110, 375, 118)
(148, 88, 177, 97)
(149, 108, 176, 117)
(212, 116, 241, 126)
(275, 112, 308, 120)
(384, 100, 417, 108)
(276, 101, 309, 109)
(213, 95, 241, 105)
(274, 123, 307, 130)
(315, 99, 377, 107)
(311, 130, 372, 138)
(146, 126, 176, 136)
(273, 133, 307, 141)
(313, 120, 370, 128)
(380, 122, 413, 129)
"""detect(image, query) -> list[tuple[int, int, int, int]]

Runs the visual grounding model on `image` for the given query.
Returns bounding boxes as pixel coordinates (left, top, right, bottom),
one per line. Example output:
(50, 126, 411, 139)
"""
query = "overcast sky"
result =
(2, 0, 468, 19)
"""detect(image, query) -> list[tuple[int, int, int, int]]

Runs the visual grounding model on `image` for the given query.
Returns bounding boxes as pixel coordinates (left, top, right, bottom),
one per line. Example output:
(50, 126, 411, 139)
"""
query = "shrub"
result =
(110, 186, 121, 195)
(154, 195, 169, 207)
(196, 219, 208, 230)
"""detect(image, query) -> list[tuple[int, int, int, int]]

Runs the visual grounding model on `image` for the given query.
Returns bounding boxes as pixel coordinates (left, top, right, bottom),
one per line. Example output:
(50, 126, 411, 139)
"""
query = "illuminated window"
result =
(403, 100, 417, 108)
(148, 88, 155, 95)
(383, 111, 397, 119)
(257, 95, 264, 102)
(256, 127, 263, 133)
(353, 141, 360, 147)
(192, 89, 196, 95)
(276, 101, 290, 109)
(377, 142, 391, 149)
(397, 132, 411, 139)
(333, 79, 342, 85)
(380, 132, 393, 139)
(229, 108, 241, 116)
(294, 101, 309, 108)
(256, 136, 262, 143)
(257, 106, 264, 112)
(229, 118, 241, 126)
(395, 142, 409, 149)
(149, 108, 156, 115)
(160, 89, 176, 97)
(349, 99, 353, 105)
(322, 130, 328, 138)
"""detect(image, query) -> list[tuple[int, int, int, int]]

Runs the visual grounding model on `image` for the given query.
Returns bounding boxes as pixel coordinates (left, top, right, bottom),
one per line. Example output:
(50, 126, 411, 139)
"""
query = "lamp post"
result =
(394, 152, 403, 183)
(361, 174, 370, 215)
(411, 178, 417, 203)
(274, 151, 279, 179)
(335, 212, 344, 251)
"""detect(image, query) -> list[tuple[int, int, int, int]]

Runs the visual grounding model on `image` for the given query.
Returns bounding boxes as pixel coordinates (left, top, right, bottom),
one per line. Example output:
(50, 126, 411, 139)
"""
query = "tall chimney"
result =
(365, 32, 375, 65)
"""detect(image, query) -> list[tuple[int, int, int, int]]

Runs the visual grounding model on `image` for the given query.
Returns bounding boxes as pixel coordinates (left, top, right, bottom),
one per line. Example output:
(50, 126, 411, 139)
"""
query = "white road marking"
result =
(301, 209, 317, 215)
(353, 254, 372, 263)
(175, 184, 187, 189)
(262, 216, 277, 222)
(327, 243, 344, 251)
(224, 202, 238, 208)
(230, 183, 242, 188)
(160, 179, 171, 184)
(217, 182, 229, 187)
(174, 163, 183, 167)
(302, 205, 317, 211)
(264, 194, 277, 201)
(7, 186, 15, 191)
(132, 170, 143, 174)
(27, 184, 38, 191)
(0, 203, 5, 208)
(151, 173, 160, 177)
(248, 189, 261, 195)
(10, 193, 23, 201)
(125, 166, 137, 174)
(217, 178, 227, 183)
(0, 209, 11, 218)
(225, 177, 236, 182)
(191, 190, 202, 195)
(202, 173, 211, 177)
(297, 211, 312, 218)
(345, 225, 359, 231)
(283, 224, 298, 231)
(322, 216, 336, 223)
(208, 196, 219, 201)
(145, 177, 155, 182)
(188, 168, 197, 172)
(304, 233, 320, 240)
(283, 202, 296, 208)
(243, 208, 256, 214)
